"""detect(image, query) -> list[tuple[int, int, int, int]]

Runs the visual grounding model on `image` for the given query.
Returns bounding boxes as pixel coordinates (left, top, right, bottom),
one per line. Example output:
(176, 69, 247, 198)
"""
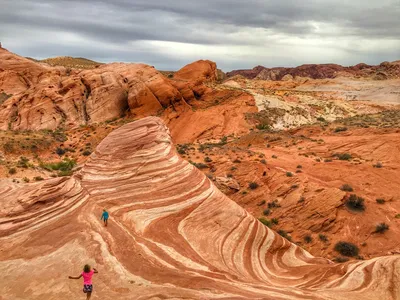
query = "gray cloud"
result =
(0, 0, 399, 70)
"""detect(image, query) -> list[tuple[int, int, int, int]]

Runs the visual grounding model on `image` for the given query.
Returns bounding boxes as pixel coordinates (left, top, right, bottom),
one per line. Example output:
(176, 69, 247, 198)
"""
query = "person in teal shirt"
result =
(100, 209, 109, 227)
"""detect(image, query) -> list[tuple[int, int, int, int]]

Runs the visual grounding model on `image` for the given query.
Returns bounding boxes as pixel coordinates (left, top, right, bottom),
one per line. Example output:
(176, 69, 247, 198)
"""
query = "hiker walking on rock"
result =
(69, 264, 98, 300)
(101, 209, 109, 227)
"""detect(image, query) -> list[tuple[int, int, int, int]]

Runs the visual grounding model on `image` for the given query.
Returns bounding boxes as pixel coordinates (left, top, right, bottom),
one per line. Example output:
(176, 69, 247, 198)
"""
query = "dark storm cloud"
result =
(0, 0, 399, 70)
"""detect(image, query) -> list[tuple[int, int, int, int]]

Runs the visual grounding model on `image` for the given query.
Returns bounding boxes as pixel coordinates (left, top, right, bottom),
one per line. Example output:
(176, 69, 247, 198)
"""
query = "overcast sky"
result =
(1, 0, 399, 71)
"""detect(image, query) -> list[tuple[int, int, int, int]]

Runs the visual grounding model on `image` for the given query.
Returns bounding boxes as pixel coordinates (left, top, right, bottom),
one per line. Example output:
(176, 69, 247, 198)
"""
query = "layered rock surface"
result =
(0, 117, 399, 299)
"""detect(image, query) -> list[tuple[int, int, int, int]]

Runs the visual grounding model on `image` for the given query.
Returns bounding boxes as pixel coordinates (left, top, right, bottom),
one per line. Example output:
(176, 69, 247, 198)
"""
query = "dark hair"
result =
(83, 264, 91, 273)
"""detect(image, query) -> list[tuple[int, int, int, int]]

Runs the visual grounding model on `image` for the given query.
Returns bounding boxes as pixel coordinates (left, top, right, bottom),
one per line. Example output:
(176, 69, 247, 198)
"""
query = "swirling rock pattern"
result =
(0, 117, 399, 299)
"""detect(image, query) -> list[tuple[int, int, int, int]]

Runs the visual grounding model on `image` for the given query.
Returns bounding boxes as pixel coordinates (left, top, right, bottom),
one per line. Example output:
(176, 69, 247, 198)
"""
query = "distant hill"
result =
(227, 61, 400, 80)
(27, 56, 103, 69)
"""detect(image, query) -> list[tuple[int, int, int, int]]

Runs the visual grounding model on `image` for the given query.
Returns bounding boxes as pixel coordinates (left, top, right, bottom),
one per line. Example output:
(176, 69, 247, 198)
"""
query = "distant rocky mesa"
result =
(0, 47, 219, 131)
(227, 61, 400, 80)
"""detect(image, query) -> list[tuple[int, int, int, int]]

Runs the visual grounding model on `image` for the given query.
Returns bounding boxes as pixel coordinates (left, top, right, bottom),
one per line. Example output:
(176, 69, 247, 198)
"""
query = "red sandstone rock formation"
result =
(0, 48, 255, 142)
(0, 117, 398, 299)
(227, 61, 400, 80)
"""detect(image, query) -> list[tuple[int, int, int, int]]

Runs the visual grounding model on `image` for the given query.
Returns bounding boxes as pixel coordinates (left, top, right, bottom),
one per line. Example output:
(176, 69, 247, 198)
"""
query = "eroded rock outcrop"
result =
(228, 61, 400, 80)
(0, 49, 255, 143)
(0, 117, 398, 299)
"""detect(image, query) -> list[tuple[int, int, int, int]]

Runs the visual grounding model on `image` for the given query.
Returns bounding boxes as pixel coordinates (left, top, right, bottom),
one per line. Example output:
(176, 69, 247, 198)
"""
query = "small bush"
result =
(340, 184, 353, 192)
(334, 127, 348, 133)
(233, 159, 241, 163)
(395, 214, 400, 219)
(8, 168, 17, 174)
(334, 241, 359, 257)
(296, 165, 302, 169)
(277, 229, 291, 241)
(346, 194, 365, 211)
(296, 169, 302, 173)
(260, 159, 266, 164)
(256, 123, 270, 130)
(82, 150, 92, 156)
(268, 200, 280, 208)
(298, 197, 305, 203)
(56, 147, 66, 156)
(34, 176, 44, 181)
(271, 218, 279, 225)
(258, 218, 271, 227)
(375, 223, 389, 234)
(272, 155, 277, 159)
(336, 153, 352, 161)
(373, 162, 383, 168)
(286, 172, 293, 177)
(41, 158, 76, 172)
(192, 162, 208, 169)
(263, 209, 271, 216)
(319, 234, 328, 242)
(17, 156, 30, 168)
(23, 177, 30, 183)
(248, 182, 259, 190)
(204, 156, 212, 163)
(376, 198, 385, 204)
(304, 235, 313, 243)
(317, 117, 326, 122)
(177, 148, 186, 155)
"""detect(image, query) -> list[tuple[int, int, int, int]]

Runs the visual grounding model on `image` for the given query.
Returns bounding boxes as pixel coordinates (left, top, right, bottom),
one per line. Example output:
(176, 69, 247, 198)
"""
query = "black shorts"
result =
(83, 284, 93, 293)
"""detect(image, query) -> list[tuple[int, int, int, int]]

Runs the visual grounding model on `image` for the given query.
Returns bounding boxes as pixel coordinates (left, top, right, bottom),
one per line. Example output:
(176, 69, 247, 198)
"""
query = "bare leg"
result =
(86, 292, 92, 300)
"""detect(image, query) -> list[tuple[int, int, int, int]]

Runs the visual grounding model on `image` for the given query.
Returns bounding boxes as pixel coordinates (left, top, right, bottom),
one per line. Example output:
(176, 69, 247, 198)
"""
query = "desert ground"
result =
(0, 46, 399, 299)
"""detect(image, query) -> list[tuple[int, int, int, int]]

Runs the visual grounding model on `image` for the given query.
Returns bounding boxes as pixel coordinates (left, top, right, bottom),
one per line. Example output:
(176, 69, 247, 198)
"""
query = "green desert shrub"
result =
(258, 218, 271, 227)
(304, 235, 313, 244)
(334, 127, 348, 133)
(82, 150, 92, 156)
(204, 156, 212, 163)
(55, 147, 66, 156)
(319, 234, 328, 242)
(334, 241, 359, 257)
(335, 153, 352, 161)
(277, 229, 291, 241)
(340, 184, 353, 192)
(345, 194, 365, 211)
(248, 182, 259, 190)
(263, 209, 271, 216)
(375, 223, 389, 234)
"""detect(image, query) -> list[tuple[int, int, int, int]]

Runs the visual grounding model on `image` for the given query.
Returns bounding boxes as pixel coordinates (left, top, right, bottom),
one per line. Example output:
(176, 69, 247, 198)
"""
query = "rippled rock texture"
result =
(0, 117, 399, 299)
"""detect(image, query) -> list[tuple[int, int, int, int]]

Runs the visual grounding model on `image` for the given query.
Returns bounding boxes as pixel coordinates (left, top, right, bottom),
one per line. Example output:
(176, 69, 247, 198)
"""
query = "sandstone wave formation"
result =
(0, 117, 399, 299)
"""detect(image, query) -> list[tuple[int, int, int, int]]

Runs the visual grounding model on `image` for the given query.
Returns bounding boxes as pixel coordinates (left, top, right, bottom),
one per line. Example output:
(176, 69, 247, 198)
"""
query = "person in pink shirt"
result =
(69, 264, 98, 299)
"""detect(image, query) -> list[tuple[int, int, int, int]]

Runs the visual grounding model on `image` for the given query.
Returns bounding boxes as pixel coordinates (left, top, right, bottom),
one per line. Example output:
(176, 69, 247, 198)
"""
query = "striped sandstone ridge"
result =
(0, 117, 399, 299)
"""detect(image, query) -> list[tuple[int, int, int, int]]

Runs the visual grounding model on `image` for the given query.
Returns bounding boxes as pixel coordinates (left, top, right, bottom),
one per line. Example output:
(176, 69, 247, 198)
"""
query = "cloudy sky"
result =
(1, 0, 399, 71)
